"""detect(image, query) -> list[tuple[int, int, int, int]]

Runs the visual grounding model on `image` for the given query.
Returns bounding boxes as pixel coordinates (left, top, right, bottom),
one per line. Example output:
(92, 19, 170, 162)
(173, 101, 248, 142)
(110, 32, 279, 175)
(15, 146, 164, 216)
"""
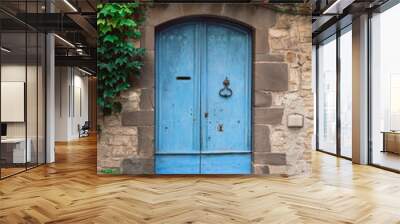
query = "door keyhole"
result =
(217, 124, 224, 132)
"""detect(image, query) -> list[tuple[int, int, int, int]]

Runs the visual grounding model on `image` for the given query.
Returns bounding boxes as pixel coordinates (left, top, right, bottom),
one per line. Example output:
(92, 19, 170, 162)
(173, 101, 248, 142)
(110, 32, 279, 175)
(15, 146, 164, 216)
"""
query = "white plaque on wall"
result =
(287, 113, 304, 128)
(1, 82, 25, 122)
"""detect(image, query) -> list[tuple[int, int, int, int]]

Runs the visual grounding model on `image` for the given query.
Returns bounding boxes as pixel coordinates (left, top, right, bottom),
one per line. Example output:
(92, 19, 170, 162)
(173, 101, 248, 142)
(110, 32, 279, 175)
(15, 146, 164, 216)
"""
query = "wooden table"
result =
(382, 131, 400, 154)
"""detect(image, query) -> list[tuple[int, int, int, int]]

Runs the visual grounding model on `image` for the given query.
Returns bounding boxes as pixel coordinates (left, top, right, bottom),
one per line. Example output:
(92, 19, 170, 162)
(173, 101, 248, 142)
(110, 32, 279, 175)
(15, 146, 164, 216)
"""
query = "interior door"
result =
(155, 19, 251, 174)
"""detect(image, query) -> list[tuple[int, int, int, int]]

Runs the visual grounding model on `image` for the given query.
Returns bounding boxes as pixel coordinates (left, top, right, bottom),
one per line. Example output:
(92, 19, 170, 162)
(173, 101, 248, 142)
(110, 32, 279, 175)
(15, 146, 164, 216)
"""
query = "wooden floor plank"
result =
(0, 135, 400, 223)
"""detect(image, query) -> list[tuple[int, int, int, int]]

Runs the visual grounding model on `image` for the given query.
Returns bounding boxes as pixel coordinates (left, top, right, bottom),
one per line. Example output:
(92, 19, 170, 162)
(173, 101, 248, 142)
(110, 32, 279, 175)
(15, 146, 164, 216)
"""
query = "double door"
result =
(155, 20, 252, 174)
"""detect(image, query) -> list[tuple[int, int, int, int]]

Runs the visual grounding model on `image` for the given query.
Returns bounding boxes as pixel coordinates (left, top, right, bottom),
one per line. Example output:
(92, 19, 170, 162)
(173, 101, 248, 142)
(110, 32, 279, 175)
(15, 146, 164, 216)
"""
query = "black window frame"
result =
(315, 23, 353, 161)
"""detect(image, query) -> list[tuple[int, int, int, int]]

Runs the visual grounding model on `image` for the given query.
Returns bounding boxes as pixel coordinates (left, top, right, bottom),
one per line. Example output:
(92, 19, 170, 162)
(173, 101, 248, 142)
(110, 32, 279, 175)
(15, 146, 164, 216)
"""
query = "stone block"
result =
(103, 115, 121, 127)
(138, 126, 154, 158)
(121, 158, 154, 174)
(253, 125, 270, 152)
(122, 111, 154, 126)
(254, 108, 284, 125)
(269, 165, 288, 175)
(144, 50, 155, 63)
(122, 100, 140, 113)
(130, 60, 154, 88)
(222, 5, 276, 30)
(269, 28, 289, 39)
(255, 63, 289, 91)
(146, 4, 183, 26)
(253, 164, 270, 175)
(253, 152, 287, 166)
(140, 88, 154, 110)
(255, 54, 284, 62)
(182, 4, 223, 15)
(142, 25, 155, 50)
(108, 135, 132, 146)
(120, 89, 140, 102)
(254, 91, 272, 107)
(112, 145, 136, 157)
(255, 29, 268, 54)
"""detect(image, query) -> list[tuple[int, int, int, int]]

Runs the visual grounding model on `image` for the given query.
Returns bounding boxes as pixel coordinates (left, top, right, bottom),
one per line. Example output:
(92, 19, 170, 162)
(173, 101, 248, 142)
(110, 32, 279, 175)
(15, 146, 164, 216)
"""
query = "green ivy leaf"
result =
(103, 34, 119, 43)
(120, 19, 136, 28)
(97, 3, 146, 116)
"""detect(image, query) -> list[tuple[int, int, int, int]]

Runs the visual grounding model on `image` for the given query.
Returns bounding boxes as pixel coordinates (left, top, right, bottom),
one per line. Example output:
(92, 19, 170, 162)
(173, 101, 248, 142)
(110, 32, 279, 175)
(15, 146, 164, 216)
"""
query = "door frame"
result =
(154, 16, 254, 174)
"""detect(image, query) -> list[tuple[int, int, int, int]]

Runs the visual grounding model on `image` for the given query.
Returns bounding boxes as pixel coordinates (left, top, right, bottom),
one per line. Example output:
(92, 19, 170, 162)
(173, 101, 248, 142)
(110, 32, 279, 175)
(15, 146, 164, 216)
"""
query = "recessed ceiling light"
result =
(78, 67, 93, 76)
(1, 47, 11, 53)
(54, 34, 75, 48)
(323, 0, 355, 15)
(63, 0, 78, 12)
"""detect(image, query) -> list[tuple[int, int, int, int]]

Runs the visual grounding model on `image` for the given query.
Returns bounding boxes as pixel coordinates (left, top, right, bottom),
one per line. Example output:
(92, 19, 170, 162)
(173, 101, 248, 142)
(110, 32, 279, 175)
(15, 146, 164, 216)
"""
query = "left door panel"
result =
(155, 23, 201, 174)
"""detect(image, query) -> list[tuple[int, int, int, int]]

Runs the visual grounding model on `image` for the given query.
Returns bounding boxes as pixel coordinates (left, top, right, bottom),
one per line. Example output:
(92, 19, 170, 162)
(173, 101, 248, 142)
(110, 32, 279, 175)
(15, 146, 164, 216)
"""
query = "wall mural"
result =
(97, 3, 313, 176)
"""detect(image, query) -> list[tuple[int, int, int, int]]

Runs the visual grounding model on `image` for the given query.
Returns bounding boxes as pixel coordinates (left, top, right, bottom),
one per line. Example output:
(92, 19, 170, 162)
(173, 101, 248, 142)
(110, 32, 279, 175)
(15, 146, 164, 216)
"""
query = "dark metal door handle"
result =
(219, 77, 233, 98)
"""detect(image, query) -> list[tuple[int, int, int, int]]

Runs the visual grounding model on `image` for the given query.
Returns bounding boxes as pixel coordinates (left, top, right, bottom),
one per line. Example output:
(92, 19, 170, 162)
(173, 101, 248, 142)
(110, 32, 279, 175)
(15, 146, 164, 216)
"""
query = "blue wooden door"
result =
(156, 19, 252, 174)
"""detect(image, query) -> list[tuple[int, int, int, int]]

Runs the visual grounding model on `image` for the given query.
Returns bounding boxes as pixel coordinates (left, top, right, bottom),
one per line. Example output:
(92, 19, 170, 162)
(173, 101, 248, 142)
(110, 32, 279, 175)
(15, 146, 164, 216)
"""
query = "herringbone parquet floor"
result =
(1, 135, 400, 224)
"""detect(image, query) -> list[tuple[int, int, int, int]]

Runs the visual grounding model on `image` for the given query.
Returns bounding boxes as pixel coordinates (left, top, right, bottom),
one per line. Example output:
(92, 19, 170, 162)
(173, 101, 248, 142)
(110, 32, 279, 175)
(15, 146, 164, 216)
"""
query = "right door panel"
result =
(200, 23, 252, 174)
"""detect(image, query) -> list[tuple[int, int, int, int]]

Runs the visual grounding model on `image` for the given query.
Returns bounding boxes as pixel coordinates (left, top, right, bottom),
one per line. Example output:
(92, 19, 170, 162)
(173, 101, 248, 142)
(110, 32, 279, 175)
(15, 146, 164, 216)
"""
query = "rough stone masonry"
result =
(97, 3, 313, 176)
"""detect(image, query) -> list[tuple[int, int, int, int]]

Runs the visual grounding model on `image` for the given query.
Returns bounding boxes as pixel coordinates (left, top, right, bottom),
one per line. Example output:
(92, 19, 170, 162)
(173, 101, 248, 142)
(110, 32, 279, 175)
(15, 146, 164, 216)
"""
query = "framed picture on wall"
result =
(1, 81, 25, 122)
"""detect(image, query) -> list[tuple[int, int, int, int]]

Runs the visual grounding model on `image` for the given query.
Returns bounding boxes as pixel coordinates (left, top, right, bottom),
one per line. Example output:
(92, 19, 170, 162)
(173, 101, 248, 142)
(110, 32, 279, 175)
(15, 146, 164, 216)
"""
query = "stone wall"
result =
(97, 3, 313, 176)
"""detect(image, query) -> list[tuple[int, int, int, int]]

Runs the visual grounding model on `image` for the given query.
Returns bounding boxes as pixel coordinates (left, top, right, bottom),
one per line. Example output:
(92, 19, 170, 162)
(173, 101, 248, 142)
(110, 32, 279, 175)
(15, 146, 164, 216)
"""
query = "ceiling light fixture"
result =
(63, 0, 78, 12)
(54, 34, 75, 48)
(1, 47, 11, 53)
(323, 0, 355, 15)
(78, 67, 93, 76)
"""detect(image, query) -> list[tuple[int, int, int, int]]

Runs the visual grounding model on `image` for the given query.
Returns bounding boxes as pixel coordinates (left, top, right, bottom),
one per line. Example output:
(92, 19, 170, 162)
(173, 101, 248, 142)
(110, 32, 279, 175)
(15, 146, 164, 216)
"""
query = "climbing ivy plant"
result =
(97, 3, 146, 115)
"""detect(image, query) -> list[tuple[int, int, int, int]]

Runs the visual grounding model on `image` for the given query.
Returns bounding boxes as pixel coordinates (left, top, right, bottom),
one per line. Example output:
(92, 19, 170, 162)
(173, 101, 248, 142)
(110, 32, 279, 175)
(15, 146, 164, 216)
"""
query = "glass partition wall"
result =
(0, 1, 46, 179)
(339, 27, 352, 159)
(317, 35, 337, 155)
(316, 26, 353, 159)
(370, 3, 400, 171)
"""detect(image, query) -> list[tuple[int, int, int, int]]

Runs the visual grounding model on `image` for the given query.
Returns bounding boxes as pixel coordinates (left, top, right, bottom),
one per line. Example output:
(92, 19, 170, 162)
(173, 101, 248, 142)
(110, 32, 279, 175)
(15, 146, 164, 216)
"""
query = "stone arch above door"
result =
(141, 4, 278, 57)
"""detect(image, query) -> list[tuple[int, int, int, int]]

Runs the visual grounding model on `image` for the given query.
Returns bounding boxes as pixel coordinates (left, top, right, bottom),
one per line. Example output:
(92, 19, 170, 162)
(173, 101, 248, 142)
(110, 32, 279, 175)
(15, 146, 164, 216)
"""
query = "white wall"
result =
(70, 72, 89, 139)
(55, 66, 69, 141)
(55, 67, 89, 141)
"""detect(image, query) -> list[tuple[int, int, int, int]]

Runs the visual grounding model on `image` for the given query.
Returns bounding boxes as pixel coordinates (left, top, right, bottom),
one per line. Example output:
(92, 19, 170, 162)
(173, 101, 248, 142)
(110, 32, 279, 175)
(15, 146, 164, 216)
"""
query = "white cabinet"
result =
(1, 138, 32, 163)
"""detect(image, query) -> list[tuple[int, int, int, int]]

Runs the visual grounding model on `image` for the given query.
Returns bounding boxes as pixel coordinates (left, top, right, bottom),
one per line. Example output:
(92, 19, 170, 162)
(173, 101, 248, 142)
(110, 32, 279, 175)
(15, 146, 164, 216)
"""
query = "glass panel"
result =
(1, 30, 27, 177)
(26, 0, 39, 169)
(27, 30, 38, 169)
(371, 4, 400, 171)
(318, 36, 337, 154)
(340, 28, 352, 158)
(38, 32, 45, 165)
(0, 0, 46, 179)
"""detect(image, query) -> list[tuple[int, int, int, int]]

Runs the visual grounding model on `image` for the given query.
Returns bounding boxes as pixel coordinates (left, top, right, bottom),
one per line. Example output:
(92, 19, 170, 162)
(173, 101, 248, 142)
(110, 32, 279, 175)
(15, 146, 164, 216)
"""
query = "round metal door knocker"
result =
(219, 77, 233, 98)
